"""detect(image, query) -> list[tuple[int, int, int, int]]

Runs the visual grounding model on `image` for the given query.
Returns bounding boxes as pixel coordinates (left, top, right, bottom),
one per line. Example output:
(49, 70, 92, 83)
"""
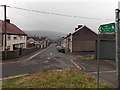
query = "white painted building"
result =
(27, 36, 50, 49)
(0, 19, 27, 51)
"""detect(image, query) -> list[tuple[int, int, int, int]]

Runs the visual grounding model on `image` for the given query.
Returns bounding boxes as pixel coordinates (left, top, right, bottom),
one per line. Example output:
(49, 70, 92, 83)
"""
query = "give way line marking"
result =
(88, 70, 117, 74)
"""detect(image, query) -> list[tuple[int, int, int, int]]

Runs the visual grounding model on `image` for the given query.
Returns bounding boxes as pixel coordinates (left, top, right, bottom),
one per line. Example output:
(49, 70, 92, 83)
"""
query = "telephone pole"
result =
(4, 5, 7, 59)
(115, 9, 120, 88)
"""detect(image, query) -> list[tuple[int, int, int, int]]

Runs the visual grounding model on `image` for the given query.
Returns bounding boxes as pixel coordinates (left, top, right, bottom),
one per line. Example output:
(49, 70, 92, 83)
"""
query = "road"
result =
(2, 44, 75, 78)
(2, 44, 117, 88)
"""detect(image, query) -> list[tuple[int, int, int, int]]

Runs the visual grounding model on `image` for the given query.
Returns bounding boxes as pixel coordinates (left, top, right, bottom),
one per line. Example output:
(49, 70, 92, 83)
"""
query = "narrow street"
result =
(2, 44, 75, 78)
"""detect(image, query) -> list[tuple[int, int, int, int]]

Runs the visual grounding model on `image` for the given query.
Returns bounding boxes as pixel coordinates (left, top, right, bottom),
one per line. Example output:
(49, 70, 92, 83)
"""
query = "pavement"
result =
(71, 52, 117, 88)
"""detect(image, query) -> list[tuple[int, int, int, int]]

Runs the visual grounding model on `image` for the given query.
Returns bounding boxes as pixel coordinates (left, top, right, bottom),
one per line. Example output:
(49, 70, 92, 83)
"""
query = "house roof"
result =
(0, 20, 27, 35)
(27, 37, 40, 41)
(100, 22, 115, 26)
(72, 25, 97, 35)
(27, 36, 46, 41)
(64, 25, 97, 39)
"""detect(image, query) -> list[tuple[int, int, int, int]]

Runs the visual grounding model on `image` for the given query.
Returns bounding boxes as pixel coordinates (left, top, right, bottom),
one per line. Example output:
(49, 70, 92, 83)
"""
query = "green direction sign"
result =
(98, 23, 116, 32)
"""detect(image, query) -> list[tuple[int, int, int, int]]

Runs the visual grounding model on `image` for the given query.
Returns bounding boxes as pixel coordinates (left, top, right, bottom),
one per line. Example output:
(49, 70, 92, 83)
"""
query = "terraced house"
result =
(0, 19, 27, 51)
(61, 25, 97, 52)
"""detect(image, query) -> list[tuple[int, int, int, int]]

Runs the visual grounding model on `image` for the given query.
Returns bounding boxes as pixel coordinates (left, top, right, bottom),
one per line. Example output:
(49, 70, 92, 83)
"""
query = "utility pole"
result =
(115, 9, 120, 88)
(4, 5, 7, 59)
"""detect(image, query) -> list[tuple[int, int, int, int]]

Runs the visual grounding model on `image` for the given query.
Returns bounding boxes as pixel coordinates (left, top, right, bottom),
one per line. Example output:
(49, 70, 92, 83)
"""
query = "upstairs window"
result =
(19, 35, 22, 40)
(7, 35, 11, 40)
(7, 46, 10, 51)
(23, 36, 26, 39)
(13, 36, 17, 40)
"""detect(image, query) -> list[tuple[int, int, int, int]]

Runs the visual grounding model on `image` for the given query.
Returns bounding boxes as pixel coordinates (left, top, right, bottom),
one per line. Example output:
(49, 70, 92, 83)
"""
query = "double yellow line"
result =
(0, 74, 29, 81)
(18, 49, 46, 62)
(70, 60, 81, 70)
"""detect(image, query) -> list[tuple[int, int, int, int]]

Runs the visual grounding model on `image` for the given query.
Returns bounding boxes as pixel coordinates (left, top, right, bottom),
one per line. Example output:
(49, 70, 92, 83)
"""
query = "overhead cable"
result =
(0, 5, 114, 21)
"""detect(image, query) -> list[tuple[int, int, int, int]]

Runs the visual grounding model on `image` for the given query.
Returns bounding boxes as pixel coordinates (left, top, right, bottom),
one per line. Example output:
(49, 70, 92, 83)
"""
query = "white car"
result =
(56, 46, 65, 53)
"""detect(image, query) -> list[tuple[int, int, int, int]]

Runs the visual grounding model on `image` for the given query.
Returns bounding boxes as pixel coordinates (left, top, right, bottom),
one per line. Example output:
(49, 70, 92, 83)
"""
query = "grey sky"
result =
(0, 1, 119, 34)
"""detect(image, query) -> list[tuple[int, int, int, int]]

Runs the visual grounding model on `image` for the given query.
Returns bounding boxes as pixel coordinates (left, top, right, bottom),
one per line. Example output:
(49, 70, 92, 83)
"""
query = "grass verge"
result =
(2, 69, 109, 88)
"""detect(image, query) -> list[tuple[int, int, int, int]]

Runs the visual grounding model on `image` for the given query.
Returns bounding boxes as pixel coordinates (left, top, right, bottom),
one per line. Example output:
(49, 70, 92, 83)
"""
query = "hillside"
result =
(24, 30, 67, 39)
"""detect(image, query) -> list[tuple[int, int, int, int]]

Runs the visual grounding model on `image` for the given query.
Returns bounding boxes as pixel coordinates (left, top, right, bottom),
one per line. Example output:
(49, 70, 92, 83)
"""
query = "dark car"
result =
(56, 46, 65, 53)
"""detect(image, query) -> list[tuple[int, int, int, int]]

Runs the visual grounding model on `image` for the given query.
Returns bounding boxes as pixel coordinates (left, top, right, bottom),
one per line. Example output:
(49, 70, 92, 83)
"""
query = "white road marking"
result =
(47, 57, 50, 59)
(89, 70, 117, 74)
(47, 52, 52, 59)
(50, 52, 53, 56)
(79, 63, 86, 70)
(44, 61, 49, 63)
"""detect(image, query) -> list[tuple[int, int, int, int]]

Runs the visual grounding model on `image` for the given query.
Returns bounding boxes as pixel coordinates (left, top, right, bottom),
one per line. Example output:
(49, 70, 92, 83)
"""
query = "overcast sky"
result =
(0, 0, 119, 34)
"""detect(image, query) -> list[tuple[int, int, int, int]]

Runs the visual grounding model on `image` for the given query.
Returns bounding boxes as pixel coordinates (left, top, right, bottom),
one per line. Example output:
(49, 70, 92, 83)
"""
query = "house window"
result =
(7, 35, 11, 40)
(20, 43, 25, 48)
(7, 46, 10, 51)
(19, 35, 22, 40)
(23, 36, 26, 39)
(13, 36, 17, 40)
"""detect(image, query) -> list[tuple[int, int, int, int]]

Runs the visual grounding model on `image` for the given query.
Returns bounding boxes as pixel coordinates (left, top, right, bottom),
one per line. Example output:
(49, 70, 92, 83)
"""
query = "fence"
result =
(96, 39, 115, 60)
(2, 47, 40, 60)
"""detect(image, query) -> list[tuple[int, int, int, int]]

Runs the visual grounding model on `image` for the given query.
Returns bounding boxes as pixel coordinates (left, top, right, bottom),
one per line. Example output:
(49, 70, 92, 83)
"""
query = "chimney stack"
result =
(5, 19, 10, 23)
(75, 27, 78, 31)
(78, 25, 83, 28)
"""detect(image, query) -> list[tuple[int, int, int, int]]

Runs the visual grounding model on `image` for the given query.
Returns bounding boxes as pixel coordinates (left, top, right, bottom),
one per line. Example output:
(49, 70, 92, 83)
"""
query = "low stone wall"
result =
(2, 49, 19, 59)
(20, 47, 39, 56)
(2, 47, 41, 60)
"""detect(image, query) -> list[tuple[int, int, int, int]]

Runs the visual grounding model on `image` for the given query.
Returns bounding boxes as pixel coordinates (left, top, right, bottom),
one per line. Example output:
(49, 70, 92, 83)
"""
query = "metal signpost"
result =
(96, 34, 100, 89)
(116, 8, 120, 89)
(97, 23, 116, 89)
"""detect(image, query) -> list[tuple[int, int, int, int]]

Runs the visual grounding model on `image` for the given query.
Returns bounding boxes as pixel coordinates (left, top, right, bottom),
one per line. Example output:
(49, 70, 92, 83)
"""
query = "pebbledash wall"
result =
(2, 34, 27, 51)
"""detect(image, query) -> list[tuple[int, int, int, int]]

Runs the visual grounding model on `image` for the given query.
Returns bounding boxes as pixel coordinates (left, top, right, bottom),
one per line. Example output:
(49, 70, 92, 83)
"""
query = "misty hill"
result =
(24, 30, 67, 39)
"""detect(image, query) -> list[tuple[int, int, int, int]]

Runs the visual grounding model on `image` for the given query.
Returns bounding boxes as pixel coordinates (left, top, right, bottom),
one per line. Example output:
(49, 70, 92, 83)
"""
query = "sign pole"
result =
(96, 33, 100, 89)
(115, 9, 120, 88)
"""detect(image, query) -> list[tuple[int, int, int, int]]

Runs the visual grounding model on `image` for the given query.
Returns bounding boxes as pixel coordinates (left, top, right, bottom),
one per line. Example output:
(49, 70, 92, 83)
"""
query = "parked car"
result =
(56, 46, 65, 53)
